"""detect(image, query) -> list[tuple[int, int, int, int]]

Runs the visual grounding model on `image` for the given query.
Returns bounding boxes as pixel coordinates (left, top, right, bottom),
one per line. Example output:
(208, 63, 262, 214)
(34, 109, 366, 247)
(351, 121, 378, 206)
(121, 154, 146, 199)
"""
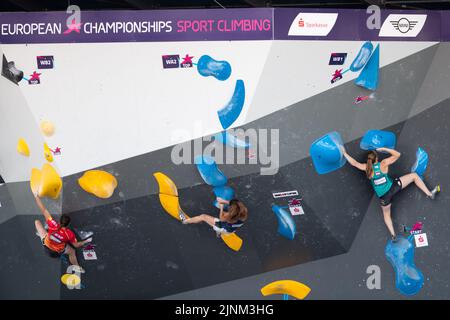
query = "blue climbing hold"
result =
(271, 205, 296, 240)
(213, 186, 235, 208)
(310, 131, 346, 175)
(214, 131, 250, 149)
(360, 129, 396, 150)
(355, 44, 379, 91)
(350, 41, 373, 72)
(213, 186, 235, 201)
(385, 236, 424, 296)
(194, 155, 228, 187)
(217, 80, 245, 130)
(197, 55, 232, 81)
(411, 147, 428, 179)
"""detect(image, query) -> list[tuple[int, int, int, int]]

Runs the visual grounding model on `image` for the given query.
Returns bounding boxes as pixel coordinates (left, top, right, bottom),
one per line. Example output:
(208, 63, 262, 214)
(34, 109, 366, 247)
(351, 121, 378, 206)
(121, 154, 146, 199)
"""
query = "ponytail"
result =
(366, 151, 377, 179)
(228, 199, 248, 222)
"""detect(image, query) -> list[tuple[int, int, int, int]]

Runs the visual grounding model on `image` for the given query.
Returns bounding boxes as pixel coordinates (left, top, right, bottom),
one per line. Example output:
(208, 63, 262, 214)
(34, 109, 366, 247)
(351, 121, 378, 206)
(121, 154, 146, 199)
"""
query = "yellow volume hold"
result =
(220, 233, 243, 252)
(153, 172, 179, 197)
(30, 163, 62, 199)
(78, 170, 118, 199)
(261, 280, 311, 300)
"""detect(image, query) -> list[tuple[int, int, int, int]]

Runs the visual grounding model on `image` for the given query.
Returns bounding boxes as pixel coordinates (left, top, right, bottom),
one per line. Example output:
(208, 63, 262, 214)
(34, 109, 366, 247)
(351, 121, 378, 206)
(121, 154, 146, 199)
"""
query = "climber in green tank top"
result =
(370, 162, 393, 197)
(342, 147, 440, 242)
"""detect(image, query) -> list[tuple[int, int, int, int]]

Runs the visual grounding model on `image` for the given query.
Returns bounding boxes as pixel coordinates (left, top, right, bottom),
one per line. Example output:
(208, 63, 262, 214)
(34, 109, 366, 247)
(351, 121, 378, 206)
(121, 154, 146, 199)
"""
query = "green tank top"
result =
(370, 163, 393, 197)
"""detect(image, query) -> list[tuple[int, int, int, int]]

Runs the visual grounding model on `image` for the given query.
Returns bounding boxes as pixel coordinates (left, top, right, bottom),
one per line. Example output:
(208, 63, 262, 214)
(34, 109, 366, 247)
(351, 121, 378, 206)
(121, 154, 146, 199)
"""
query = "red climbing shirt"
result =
(44, 218, 76, 253)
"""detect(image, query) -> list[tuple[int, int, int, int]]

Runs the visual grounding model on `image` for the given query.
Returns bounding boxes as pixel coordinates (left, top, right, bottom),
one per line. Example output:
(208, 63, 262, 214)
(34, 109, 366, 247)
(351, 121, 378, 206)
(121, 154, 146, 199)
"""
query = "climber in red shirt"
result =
(34, 195, 91, 273)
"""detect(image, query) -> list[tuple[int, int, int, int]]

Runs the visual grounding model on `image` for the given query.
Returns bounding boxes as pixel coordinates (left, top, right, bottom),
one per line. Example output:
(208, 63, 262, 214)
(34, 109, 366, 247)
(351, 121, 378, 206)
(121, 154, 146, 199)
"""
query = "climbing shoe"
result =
(430, 185, 441, 200)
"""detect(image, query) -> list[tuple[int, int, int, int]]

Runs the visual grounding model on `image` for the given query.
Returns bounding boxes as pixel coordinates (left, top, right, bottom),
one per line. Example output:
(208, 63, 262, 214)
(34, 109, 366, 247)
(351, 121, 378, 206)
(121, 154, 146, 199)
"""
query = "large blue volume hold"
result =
(411, 147, 428, 179)
(360, 129, 396, 150)
(385, 236, 424, 296)
(350, 41, 373, 72)
(355, 44, 379, 91)
(217, 80, 245, 130)
(214, 131, 250, 149)
(213, 186, 235, 208)
(310, 131, 346, 175)
(271, 205, 296, 240)
(213, 186, 235, 201)
(194, 155, 228, 187)
(197, 55, 232, 81)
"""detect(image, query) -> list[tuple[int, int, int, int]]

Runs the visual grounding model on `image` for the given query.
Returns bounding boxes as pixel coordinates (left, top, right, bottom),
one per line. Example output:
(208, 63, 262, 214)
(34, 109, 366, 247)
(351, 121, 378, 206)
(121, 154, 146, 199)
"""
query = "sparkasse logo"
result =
(288, 12, 338, 36)
(379, 14, 427, 37)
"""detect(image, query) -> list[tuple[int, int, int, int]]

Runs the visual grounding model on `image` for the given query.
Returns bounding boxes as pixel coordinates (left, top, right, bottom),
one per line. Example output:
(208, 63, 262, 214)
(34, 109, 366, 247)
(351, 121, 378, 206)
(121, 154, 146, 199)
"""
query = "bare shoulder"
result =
(379, 161, 389, 173)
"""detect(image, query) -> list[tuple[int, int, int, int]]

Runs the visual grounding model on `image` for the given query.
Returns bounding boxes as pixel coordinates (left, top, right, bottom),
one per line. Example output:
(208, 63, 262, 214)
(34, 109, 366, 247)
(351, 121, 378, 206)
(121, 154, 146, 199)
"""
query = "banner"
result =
(0, 8, 273, 44)
(0, 8, 446, 44)
(274, 8, 361, 41)
(273, 8, 441, 41)
(441, 11, 450, 41)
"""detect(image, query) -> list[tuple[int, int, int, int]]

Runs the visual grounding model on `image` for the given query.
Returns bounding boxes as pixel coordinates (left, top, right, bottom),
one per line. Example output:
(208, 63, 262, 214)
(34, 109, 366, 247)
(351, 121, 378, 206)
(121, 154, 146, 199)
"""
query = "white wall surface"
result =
(0, 40, 436, 182)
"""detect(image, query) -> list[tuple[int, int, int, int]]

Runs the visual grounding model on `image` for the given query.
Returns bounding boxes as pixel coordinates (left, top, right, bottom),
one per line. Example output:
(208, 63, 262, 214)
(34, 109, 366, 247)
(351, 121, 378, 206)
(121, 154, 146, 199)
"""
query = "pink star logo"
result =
(52, 147, 62, 155)
(64, 19, 82, 34)
(181, 54, 194, 65)
(355, 96, 369, 104)
(332, 69, 343, 79)
(29, 71, 41, 81)
(289, 199, 301, 206)
(411, 222, 423, 232)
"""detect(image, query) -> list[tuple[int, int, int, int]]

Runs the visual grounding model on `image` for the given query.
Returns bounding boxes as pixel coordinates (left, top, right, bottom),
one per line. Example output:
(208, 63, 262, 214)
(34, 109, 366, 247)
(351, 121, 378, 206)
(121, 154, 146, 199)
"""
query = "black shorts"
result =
(213, 219, 243, 234)
(379, 178, 403, 207)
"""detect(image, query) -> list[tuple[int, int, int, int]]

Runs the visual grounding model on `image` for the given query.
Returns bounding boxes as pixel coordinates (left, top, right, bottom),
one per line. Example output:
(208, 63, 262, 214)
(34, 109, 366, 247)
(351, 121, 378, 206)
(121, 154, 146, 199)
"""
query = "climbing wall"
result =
(0, 8, 449, 300)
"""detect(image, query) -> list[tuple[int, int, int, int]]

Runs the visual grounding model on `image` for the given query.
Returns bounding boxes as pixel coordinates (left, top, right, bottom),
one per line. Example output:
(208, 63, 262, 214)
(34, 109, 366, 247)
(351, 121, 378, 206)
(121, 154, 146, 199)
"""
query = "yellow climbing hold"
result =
(30, 163, 62, 199)
(61, 274, 81, 287)
(153, 171, 244, 252)
(44, 143, 53, 162)
(221, 233, 243, 252)
(78, 170, 118, 199)
(159, 193, 189, 221)
(261, 280, 311, 300)
(40, 120, 55, 137)
(17, 138, 30, 156)
(153, 172, 186, 221)
(153, 172, 178, 196)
